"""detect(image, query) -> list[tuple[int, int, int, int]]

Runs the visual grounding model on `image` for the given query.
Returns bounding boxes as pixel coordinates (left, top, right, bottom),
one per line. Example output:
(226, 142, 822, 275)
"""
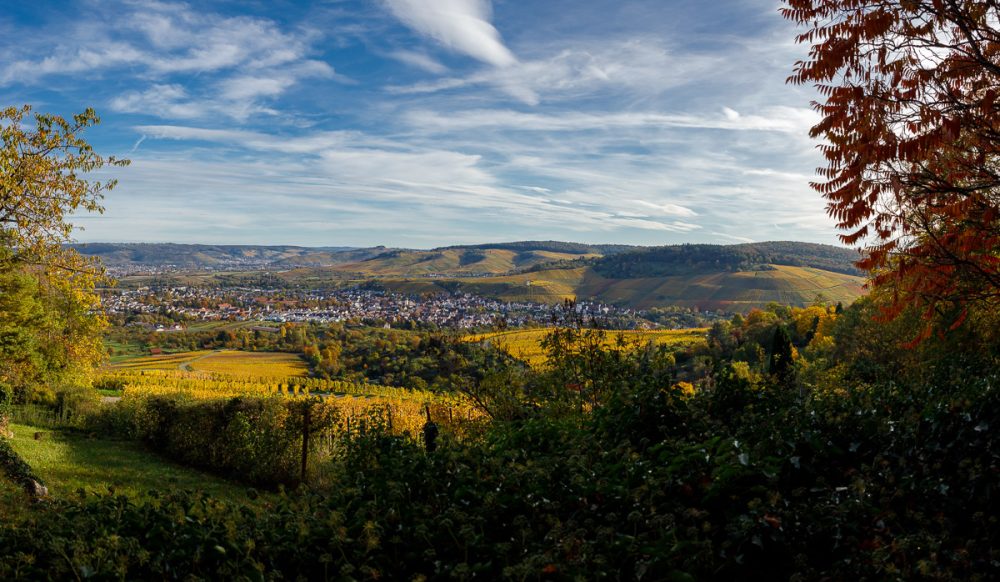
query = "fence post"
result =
(300, 402, 311, 485)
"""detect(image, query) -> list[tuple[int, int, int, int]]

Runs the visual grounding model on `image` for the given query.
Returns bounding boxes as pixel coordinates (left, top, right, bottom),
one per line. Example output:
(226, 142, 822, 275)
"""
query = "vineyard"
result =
(110, 350, 309, 377)
(97, 367, 479, 457)
(466, 327, 708, 367)
(106, 368, 454, 403)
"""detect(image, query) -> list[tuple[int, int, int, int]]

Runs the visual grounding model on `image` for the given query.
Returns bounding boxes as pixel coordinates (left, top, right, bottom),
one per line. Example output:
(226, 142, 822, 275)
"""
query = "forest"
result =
(590, 242, 864, 278)
(3, 0, 1000, 579)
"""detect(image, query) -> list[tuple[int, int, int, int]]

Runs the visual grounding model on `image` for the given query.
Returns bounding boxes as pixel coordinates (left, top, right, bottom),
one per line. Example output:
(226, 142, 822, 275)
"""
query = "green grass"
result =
(105, 339, 148, 362)
(3, 423, 252, 502)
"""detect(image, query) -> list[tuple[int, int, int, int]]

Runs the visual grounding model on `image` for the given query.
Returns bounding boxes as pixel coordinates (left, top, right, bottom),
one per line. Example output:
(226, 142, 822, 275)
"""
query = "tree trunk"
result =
(0, 413, 11, 439)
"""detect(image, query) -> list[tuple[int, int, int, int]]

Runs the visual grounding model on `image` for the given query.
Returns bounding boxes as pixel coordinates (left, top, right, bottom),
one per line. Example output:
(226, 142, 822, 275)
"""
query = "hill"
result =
(435, 240, 640, 256)
(321, 241, 866, 311)
(94, 239, 867, 312)
(592, 241, 862, 278)
(402, 263, 863, 311)
(70, 243, 387, 270)
(332, 247, 601, 277)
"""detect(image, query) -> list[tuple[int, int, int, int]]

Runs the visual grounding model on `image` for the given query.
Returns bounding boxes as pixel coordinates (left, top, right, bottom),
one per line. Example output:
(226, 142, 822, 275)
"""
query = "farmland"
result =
(110, 350, 309, 377)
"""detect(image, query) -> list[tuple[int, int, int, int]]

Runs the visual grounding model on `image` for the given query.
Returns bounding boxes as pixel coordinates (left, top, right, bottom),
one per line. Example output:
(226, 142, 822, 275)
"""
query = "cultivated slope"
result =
(329, 248, 600, 277)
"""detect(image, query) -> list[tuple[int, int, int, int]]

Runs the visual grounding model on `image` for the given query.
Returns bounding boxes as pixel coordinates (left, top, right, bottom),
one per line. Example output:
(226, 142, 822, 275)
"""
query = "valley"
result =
(92, 239, 866, 313)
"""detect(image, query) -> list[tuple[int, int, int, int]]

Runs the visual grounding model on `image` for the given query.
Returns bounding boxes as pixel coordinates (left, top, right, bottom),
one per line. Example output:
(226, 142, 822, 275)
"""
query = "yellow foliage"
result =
(466, 327, 707, 368)
(672, 381, 696, 397)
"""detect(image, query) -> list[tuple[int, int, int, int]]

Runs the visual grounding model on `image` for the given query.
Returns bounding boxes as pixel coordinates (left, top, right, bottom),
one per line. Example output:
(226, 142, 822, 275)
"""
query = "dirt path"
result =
(179, 350, 220, 372)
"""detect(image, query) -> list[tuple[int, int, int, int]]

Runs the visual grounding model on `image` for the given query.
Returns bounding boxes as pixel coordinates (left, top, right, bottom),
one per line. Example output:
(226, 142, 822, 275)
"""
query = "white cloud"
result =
(0, 42, 145, 83)
(403, 107, 819, 134)
(111, 85, 210, 119)
(136, 125, 371, 153)
(382, 0, 517, 67)
(388, 40, 719, 105)
(631, 200, 698, 218)
(388, 50, 448, 74)
(2, 1, 334, 122)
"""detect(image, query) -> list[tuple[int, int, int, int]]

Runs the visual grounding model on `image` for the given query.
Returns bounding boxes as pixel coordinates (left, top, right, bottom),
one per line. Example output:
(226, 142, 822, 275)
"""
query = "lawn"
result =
(2, 423, 251, 503)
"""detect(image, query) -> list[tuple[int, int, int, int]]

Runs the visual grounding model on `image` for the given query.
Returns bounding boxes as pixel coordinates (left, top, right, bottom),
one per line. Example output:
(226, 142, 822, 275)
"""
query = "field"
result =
(467, 327, 708, 367)
(188, 351, 309, 377)
(109, 350, 215, 371)
(110, 350, 309, 377)
(103, 347, 471, 439)
(1, 423, 248, 502)
(107, 368, 448, 401)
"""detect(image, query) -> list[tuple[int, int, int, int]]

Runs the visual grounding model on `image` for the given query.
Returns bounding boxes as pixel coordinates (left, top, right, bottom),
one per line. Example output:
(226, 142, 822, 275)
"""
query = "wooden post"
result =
(300, 402, 311, 485)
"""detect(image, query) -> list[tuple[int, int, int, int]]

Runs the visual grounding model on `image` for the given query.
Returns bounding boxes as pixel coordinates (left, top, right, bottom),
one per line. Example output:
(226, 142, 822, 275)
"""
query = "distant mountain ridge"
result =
(72, 240, 861, 277)
(434, 240, 640, 256)
(71, 243, 389, 269)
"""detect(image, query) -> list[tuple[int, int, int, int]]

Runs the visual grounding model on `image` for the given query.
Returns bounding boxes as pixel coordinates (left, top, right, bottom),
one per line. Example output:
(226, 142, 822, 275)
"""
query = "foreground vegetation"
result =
(5, 0, 1000, 574)
(467, 327, 707, 367)
(2, 295, 999, 579)
(3, 423, 246, 501)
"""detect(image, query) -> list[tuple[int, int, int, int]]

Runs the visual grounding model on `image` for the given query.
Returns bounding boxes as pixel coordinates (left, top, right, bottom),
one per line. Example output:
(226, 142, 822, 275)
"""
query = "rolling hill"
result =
(71, 243, 388, 269)
(370, 263, 863, 312)
(326, 247, 602, 277)
(90, 239, 867, 312)
(315, 241, 866, 311)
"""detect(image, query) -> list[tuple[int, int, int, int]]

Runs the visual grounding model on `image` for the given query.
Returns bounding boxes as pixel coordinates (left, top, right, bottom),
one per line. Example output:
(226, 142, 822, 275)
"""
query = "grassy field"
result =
(467, 327, 708, 367)
(2, 423, 249, 502)
(110, 350, 309, 378)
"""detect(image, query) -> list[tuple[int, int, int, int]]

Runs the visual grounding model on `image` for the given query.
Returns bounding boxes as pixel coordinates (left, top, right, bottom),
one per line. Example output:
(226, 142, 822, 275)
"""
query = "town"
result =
(100, 285, 673, 330)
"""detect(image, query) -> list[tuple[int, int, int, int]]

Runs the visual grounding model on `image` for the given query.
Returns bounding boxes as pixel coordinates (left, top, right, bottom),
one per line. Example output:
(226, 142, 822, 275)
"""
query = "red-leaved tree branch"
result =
(782, 0, 1000, 340)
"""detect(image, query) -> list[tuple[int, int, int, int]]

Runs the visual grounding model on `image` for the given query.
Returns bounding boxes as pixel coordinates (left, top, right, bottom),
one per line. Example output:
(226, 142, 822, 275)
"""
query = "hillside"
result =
(417, 263, 863, 311)
(331, 247, 600, 277)
(319, 241, 866, 311)
(435, 240, 640, 256)
(97, 239, 867, 311)
(592, 241, 863, 277)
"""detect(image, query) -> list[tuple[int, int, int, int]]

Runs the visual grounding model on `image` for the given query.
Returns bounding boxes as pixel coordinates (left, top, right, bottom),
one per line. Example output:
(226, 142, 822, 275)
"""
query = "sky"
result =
(1, 0, 836, 248)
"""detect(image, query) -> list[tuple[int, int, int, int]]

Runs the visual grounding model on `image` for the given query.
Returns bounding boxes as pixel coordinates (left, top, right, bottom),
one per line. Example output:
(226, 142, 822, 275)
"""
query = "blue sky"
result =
(2, 0, 835, 248)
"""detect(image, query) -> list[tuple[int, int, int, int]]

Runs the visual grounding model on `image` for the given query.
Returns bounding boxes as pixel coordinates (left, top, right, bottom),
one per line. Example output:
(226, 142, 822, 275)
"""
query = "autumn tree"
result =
(769, 324, 794, 384)
(782, 1, 1000, 337)
(0, 105, 127, 412)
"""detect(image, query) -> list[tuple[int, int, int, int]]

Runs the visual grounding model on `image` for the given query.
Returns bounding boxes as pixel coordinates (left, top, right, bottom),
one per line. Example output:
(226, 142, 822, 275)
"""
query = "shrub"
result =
(89, 395, 339, 486)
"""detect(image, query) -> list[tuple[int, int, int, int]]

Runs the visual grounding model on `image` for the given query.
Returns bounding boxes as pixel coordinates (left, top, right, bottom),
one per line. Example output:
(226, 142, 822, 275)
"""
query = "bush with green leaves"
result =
(87, 395, 338, 486)
(2, 372, 997, 579)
